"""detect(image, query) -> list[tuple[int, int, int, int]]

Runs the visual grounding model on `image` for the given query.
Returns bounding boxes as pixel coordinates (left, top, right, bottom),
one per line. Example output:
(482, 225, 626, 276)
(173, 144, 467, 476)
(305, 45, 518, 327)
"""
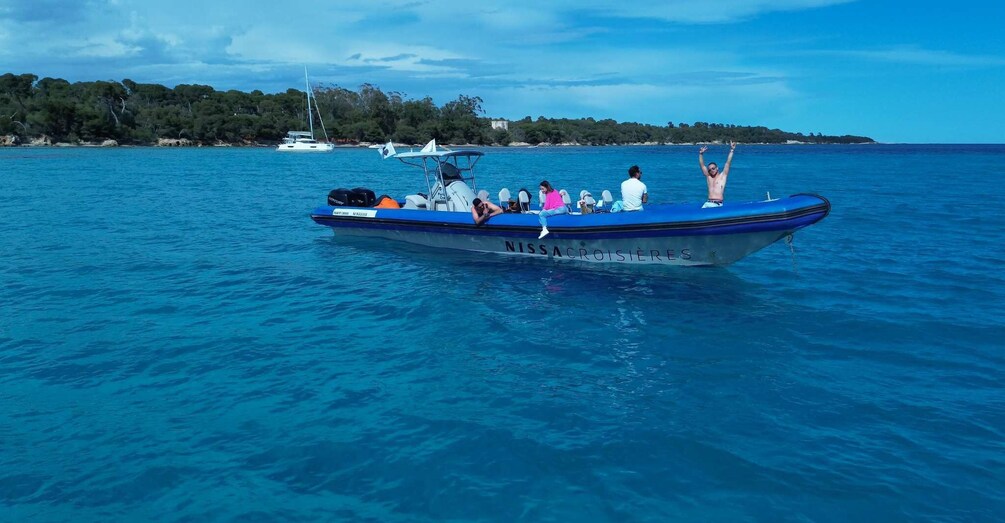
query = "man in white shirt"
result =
(620, 165, 648, 211)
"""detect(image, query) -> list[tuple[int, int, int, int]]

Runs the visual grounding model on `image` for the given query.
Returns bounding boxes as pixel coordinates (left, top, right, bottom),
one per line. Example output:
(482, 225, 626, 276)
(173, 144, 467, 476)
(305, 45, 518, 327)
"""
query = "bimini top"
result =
(394, 149, 484, 159)
(384, 138, 484, 160)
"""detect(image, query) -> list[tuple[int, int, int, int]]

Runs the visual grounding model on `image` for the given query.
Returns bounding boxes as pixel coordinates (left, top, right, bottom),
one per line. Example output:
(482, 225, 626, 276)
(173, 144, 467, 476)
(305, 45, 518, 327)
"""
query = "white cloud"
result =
(345, 44, 469, 73)
(363, 0, 856, 25)
(839, 47, 1005, 67)
(73, 36, 142, 58)
(485, 77, 795, 124)
(226, 24, 469, 75)
(471, 6, 562, 31)
(576, 0, 858, 23)
(0, 0, 854, 77)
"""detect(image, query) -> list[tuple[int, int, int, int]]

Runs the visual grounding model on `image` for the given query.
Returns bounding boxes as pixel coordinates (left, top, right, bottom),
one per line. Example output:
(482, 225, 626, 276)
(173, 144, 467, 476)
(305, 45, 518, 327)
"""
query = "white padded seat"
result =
(559, 189, 572, 211)
(518, 189, 531, 212)
(403, 194, 428, 209)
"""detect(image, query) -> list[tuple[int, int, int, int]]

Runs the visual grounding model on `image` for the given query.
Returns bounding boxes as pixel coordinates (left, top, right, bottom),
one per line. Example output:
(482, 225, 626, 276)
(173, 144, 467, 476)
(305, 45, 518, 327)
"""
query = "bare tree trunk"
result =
(108, 103, 120, 127)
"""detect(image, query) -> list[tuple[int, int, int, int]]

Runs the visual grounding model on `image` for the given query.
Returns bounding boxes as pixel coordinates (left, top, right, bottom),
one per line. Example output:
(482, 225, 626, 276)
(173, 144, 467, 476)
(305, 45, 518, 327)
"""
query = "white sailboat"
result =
(277, 67, 334, 152)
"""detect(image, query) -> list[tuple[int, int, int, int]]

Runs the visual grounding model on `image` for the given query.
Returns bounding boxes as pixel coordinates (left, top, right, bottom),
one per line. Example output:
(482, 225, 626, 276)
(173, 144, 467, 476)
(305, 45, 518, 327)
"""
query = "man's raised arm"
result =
(699, 145, 709, 176)
(722, 141, 736, 177)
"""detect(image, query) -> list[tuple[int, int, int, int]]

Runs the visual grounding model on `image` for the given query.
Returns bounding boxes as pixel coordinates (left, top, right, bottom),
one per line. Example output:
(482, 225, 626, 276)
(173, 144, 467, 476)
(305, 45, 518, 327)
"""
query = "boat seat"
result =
(498, 188, 511, 207)
(403, 194, 428, 210)
(594, 190, 613, 213)
(559, 189, 573, 211)
(518, 189, 531, 212)
(476, 189, 489, 203)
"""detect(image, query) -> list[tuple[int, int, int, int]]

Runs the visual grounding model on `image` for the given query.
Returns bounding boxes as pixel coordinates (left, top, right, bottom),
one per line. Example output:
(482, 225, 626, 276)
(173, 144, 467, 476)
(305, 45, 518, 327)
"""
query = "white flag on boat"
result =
(378, 140, 397, 159)
(420, 139, 436, 153)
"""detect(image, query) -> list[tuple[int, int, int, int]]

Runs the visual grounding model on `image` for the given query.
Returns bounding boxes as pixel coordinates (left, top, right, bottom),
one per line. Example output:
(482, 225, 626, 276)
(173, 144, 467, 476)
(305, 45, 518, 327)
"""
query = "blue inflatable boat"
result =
(311, 144, 830, 266)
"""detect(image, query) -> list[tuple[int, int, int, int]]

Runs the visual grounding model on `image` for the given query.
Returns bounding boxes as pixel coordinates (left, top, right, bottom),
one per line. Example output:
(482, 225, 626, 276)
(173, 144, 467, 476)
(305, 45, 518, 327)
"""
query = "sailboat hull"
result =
(277, 141, 334, 152)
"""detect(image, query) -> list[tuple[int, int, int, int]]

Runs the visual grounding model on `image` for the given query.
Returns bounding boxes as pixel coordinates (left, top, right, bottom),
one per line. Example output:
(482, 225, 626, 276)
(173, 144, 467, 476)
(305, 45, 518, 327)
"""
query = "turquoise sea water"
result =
(1, 144, 1003, 521)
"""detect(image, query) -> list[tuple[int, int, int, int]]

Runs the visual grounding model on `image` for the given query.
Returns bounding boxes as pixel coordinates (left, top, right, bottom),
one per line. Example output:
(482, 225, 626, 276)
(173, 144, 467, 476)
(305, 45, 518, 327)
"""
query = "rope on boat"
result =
(785, 233, 799, 275)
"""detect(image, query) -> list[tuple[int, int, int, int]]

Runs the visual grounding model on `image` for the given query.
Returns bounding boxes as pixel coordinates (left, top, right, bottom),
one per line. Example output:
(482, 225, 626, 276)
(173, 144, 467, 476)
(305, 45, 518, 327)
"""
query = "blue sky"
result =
(1, 0, 1002, 143)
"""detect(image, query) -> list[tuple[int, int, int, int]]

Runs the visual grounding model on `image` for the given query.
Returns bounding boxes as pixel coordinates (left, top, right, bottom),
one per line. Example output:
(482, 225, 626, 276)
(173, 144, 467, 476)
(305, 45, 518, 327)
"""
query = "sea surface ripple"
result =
(1, 145, 1003, 521)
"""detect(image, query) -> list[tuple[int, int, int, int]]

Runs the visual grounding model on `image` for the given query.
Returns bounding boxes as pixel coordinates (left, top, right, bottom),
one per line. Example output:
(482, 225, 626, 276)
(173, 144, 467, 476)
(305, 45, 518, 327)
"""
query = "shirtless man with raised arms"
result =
(698, 141, 736, 208)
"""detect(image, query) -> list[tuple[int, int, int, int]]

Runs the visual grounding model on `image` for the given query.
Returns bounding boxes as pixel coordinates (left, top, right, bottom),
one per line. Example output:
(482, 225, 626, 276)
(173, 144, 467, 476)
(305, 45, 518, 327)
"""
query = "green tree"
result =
(0, 72, 875, 146)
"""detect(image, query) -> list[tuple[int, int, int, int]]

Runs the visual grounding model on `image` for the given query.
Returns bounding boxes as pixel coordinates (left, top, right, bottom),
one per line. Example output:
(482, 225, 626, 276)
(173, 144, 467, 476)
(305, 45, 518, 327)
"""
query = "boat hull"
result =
(277, 143, 334, 152)
(310, 194, 830, 266)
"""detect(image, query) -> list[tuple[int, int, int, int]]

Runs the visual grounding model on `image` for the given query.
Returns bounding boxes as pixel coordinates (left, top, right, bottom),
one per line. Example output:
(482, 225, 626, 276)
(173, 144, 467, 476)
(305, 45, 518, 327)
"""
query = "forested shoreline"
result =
(0, 73, 874, 146)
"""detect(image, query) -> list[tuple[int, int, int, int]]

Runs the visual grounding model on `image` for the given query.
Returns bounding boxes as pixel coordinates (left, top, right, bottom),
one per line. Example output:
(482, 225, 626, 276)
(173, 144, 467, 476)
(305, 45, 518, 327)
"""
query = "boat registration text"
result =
(331, 209, 378, 218)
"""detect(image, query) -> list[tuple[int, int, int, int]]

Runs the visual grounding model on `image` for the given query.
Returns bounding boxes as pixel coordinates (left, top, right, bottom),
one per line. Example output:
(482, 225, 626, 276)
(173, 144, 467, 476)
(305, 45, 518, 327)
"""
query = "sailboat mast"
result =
(305, 66, 314, 139)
